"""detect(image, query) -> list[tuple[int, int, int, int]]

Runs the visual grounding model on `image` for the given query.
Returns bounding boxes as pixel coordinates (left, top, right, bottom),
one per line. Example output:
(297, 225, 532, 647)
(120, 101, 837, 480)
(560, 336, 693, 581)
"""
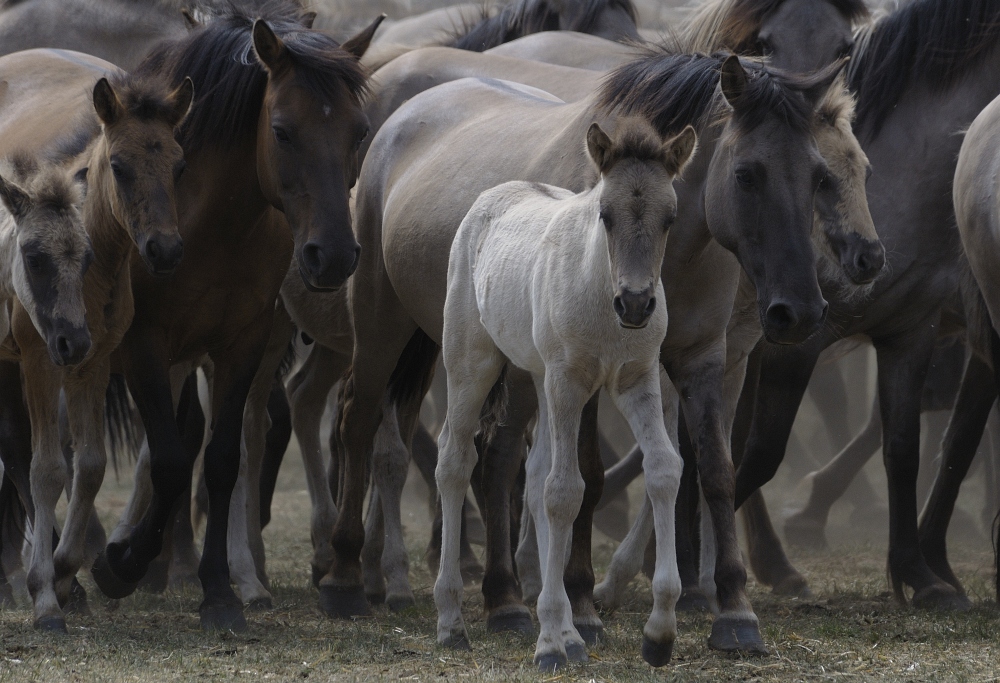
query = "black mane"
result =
(135, 0, 369, 154)
(563, 0, 637, 33)
(451, 0, 559, 52)
(722, 0, 869, 53)
(599, 50, 817, 137)
(850, 0, 1000, 140)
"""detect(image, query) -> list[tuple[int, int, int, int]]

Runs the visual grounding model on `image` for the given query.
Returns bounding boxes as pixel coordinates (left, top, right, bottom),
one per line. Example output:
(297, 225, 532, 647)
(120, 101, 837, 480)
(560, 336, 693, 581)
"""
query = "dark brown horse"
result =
(89, 2, 380, 632)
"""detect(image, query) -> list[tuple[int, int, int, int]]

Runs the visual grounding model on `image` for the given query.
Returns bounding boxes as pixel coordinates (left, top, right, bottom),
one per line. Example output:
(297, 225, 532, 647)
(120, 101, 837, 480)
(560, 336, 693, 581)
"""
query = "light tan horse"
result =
(0, 48, 191, 632)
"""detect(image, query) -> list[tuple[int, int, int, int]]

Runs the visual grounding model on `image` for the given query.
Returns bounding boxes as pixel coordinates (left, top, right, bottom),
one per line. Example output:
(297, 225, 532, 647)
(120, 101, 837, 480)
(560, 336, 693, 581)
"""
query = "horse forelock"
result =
(136, 0, 369, 154)
(682, 0, 869, 55)
(598, 50, 815, 138)
(0, 154, 82, 219)
(594, 117, 666, 172)
(849, 0, 1000, 141)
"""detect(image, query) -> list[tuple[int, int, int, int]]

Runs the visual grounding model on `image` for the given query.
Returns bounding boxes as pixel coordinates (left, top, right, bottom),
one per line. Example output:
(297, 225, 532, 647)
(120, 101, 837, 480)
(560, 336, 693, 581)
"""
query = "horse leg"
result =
(564, 394, 604, 646)
(361, 481, 386, 604)
(434, 344, 506, 649)
(230, 305, 294, 609)
(515, 492, 542, 604)
(0, 361, 33, 605)
(531, 372, 588, 670)
(288, 344, 345, 587)
(919, 352, 996, 594)
(599, 443, 643, 505)
(259, 376, 292, 530)
(593, 428, 630, 542)
(874, 328, 968, 610)
(20, 351, 68, 632)
(482, 370, 536, 636)
(169, 371, 205, 591)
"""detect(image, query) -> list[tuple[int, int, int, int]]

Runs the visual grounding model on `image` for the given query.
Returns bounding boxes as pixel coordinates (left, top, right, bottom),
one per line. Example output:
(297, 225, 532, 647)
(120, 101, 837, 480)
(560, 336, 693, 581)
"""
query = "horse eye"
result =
(273, 126, 291, 144)
(110, 161, 125, 180)
(817, 172, 829, 189)
(24, 253, 42, 272)
(599, 211, 613, 231)
(839, 40, 855, 58)
(755, 38, 773, 56)
(174, 160, 186, 182)
(735, 169, 753, 188)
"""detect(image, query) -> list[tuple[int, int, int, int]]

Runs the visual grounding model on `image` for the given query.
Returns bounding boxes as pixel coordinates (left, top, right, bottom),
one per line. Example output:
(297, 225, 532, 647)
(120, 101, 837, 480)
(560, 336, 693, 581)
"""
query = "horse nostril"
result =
(765, 302, 799, 331)
(302, 243, 325, 277)
(613, 295, 626, 318)
(145, 240, 159, 262)
(644, 297, 656, 316)
(57, 336, 70, 358)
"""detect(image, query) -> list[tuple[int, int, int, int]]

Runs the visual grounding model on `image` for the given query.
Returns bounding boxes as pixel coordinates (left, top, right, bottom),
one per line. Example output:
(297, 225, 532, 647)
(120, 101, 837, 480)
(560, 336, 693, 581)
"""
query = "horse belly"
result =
(474, 250, 543, 374)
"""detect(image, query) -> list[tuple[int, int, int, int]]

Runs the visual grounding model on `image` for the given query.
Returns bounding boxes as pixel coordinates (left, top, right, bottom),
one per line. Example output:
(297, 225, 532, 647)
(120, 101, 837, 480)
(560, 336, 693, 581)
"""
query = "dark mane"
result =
(850, 0, 1000, 140)
(451, 0, 559, 52)
(598, 50, 816, 137)
(135, 0, 369, 153)
(564, 0, 637, 33)
(710, 0, 869, 53)
(599, 116, 669, 169)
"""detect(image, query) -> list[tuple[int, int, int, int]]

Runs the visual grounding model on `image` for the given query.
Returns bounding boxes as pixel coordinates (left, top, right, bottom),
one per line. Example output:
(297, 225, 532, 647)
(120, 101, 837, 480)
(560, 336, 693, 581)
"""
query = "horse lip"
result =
(297, 263, 343, 293)
(618, 320, 650, 330)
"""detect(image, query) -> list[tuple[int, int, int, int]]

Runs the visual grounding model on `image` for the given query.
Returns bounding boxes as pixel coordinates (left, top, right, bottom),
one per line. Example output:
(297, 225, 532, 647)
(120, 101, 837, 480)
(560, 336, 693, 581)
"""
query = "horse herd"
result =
(0, 0, 998, 673)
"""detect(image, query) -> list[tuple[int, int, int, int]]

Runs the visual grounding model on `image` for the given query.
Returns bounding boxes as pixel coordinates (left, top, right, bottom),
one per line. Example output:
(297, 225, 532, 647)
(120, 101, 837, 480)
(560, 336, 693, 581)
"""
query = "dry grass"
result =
(0, 445, 997, 683)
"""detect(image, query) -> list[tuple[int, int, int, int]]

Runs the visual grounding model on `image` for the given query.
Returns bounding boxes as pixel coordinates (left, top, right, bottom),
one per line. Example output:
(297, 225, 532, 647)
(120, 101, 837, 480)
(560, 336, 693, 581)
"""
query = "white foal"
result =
(436, 117, 696, 670)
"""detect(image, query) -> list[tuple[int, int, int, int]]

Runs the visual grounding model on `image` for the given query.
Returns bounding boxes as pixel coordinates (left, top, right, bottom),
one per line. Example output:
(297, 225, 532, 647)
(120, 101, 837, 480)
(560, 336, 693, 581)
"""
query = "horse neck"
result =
(182, 141, 269, 242)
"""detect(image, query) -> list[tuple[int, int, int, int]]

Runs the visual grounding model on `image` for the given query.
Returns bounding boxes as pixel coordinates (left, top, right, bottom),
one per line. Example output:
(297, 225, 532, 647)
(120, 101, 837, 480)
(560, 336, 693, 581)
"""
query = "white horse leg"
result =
(434, 342, 505, 648)
(533, 371, 588, 671)
(23, 369, 66, 631)
(594, 493, 654, 610)
(613, 369, 684, 666)
(373, 402, 415, 611)
(514, 501, 541, 604)
(53, 371, 110, 608)
(288, 345, 344, 586)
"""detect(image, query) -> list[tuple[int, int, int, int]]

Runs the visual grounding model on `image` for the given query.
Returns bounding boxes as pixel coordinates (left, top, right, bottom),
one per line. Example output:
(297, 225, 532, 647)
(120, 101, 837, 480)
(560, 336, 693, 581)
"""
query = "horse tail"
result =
(478, 364, 510, 448)
(387, 328, 440, 410)
(451, 0, 559, 52)
(105, 373, 140, 477)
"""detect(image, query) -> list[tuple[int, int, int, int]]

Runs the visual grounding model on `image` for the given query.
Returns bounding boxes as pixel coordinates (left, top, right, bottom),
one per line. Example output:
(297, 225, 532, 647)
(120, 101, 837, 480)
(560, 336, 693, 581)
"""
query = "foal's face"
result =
(0, 176, 94, 366)
(706, 116, 829, 344)
(756, 0, 855, 73)
(94, 77, 193, 277)
(812, 105, 884, 284)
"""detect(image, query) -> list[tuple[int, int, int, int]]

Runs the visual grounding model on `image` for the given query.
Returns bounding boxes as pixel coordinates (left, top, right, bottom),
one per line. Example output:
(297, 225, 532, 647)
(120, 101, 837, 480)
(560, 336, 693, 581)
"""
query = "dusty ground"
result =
(0, 431, 997, 683)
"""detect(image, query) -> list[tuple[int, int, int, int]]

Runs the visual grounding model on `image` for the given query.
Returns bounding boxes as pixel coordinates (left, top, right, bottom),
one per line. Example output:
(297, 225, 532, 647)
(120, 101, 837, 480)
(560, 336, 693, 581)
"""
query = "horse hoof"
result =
(486, 606, 535, 637)
(138, 559, 170, 594)
(676, 589, 709, 612)
(34, 615, 68, 634)
(440, 629, 471, 650)
(63, 579, 91, 616)
(200, 602, 247, 633)
(535, 652, 567, 672)
(387, 595, 415, 613)
(0, 581, 15, 609)
(574, 622, 604, 646)
(366, 591, 386, 606)
(311, 565, 326, 590)
(565, 640, 588, 663)
(318, 585, 371, 619)
(912, 584, 971, 611)
(247, 597, 273, 612)
(783, 513, 828, 550)
(641, 635, 674, 667)
(708, 615, 768, 655)
(771, 574, 812, 599)
(91, 550, 139, 600)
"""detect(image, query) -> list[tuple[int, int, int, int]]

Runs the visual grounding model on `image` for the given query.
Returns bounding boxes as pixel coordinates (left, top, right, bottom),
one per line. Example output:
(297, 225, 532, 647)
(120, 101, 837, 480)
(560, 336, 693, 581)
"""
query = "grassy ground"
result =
(0, 443, 997, 683)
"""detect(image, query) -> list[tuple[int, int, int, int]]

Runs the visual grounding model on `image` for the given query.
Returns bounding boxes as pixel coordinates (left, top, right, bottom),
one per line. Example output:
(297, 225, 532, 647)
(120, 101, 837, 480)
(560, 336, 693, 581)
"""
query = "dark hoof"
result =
(200, 602, 247, 633)
(574, 622, 604, 646)
(441, 630, 471, 650)
(0, 581, 15, 609)
(912, 584, 971, 611)
(708, 615, 768, 655)
(387, 595, 415, 613)
(63, 579, 91, 616)
(366, 592, 386, 606)
(34, 615, 68, 634)
(771, 574, 812, 599)
(486, 606, 535, 637)
(565, 640, 588, 663)
(247, 597, 273, 612)
(318, 584, 371, 619)
(535, 652, 567, 672)
(641, 635, 674, 667)
(783, 513, 828, 550)
(311, 565, 325, 590)
(91, 550, 139, 600)
(676, 589, 710, 612)
(138, 559, 170, 594)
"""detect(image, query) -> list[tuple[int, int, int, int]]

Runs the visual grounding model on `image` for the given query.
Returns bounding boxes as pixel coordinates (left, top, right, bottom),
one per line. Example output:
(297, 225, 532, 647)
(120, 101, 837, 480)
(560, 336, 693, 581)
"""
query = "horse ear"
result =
(662, 125, 698, 177)
(0, 173, 30, 220)
(586, 122, 613, 172)
(253, 20, 288, 72)
(720, 55, 748, 109)
(801, 56, 849, 107)
(181, 8, 201, 30)
(167, 77, 195, 128)
(341, 14, 386, 60)
(302, 11, 317, 29)
(93, 77, 124, 127)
